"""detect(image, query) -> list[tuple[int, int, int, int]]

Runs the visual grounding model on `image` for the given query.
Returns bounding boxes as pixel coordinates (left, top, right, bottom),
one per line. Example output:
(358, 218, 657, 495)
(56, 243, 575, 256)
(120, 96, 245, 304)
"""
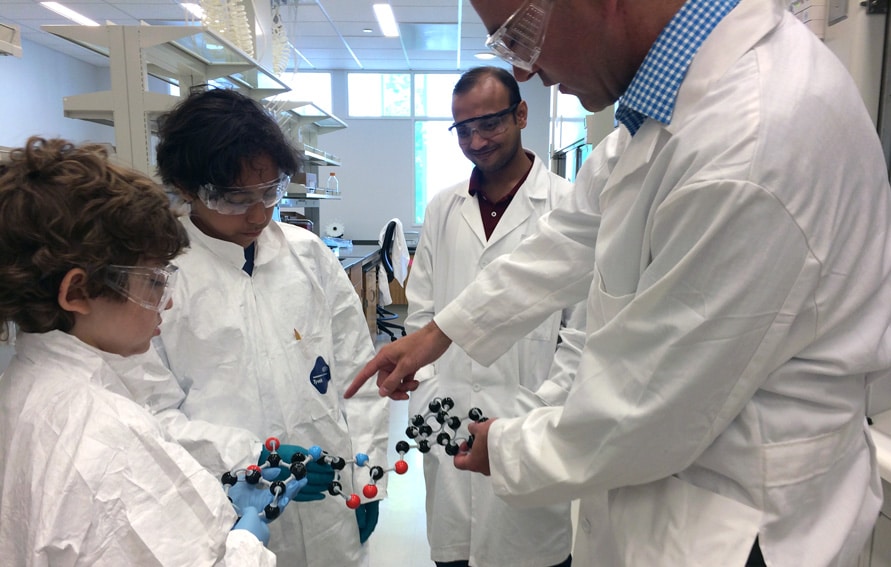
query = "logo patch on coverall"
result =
(310, 356, 331, 394)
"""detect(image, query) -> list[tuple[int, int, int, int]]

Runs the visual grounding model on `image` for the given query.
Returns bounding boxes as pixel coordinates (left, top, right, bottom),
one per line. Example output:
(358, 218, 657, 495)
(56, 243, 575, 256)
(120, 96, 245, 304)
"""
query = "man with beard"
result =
(403, 66, 593, 567)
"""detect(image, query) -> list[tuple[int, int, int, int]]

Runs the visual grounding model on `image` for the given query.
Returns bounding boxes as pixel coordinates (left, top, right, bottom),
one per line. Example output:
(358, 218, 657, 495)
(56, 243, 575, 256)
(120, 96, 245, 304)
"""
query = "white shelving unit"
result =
(272, 100, 347, 234)
(41, 24, 289, 176)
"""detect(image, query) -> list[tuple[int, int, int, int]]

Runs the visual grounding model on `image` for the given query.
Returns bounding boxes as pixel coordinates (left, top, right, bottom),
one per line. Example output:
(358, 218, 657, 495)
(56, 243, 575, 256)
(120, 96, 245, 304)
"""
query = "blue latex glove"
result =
(355, 501, 380, 544)
(232, 506, 269, 546)
(259, 444, 335, 502)
(228, 475, 307, 519)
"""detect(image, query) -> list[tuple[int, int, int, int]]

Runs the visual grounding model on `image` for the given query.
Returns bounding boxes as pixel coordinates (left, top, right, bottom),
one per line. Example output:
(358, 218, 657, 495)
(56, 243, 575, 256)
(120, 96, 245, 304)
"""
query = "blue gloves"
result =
(355, 500, 380, 544)
(228, 474, 307, 545)
(227, 474, 306, 516)
(232, 507, 269, 546)
(259, 444, 335, 502)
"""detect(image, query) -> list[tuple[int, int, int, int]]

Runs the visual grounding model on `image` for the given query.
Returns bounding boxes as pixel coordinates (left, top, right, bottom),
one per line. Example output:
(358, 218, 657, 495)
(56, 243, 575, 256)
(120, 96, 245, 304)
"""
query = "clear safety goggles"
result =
(485, 0, 555, 72)
(196, 174, 291, 215)
(104, 264, 179, 312)
(448, 103, 519, 141)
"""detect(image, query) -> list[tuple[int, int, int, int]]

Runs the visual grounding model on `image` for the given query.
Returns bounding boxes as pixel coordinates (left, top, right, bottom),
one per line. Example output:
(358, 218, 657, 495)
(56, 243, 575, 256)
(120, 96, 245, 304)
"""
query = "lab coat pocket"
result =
(515, 385, 548, 414)
(593, 268, 635, 325)
(286, 333, 337, 422)
(609, 476, 760, 567)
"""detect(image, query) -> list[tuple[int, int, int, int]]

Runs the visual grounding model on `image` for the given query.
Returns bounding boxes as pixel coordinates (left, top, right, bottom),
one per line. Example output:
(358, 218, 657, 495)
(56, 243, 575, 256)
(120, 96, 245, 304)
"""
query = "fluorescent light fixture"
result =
(474, 52, 497, 60)
(181, 3, 205, 19)
(40, 2, 100, 26)
(373, 3, 399, 38)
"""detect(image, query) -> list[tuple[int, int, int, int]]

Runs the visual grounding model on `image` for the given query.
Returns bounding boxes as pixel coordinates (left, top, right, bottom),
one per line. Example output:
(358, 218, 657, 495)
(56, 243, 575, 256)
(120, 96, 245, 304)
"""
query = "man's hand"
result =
(453, 418, 495, 476)
(345, 321, 452, 399)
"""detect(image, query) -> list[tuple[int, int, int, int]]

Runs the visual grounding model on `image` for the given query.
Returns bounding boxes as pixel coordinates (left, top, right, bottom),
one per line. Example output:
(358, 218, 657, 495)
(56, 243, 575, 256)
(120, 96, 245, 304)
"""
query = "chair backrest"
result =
(380, 220, 397, 282)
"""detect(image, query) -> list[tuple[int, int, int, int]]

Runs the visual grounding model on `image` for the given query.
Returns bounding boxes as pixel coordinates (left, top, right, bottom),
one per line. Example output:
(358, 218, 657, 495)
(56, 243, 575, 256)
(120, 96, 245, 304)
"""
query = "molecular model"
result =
(221, 397, 488, 516)
(220, 443, 299, 521)
(404, 397, 488, 456)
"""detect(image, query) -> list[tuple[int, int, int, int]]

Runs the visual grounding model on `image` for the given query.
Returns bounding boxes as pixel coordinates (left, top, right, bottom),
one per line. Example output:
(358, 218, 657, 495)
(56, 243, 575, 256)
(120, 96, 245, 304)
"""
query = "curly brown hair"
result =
(0, 137, 189, 338)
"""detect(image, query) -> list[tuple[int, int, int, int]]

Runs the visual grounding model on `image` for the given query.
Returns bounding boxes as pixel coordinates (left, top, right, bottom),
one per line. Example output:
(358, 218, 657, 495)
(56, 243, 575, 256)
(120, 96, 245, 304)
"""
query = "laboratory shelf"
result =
(40, 24, 288, 176)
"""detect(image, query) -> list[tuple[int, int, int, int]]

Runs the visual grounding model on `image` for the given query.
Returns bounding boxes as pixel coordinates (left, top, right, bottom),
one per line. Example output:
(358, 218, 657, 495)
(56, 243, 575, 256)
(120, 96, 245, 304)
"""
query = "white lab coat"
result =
(0, 331, 274, 567)
(156, 218, 389, 566)
(435, 1, 891, 565)
(406, 153, 600, 566)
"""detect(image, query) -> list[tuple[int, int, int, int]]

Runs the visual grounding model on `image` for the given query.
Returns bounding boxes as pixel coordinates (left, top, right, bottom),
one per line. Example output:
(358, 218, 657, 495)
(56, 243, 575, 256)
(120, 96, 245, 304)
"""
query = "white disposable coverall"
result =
(435, 1, 891, 565)
(156, 218, 389, 566)
(407, 152, 600, 566)
(0, 331, 274, 567)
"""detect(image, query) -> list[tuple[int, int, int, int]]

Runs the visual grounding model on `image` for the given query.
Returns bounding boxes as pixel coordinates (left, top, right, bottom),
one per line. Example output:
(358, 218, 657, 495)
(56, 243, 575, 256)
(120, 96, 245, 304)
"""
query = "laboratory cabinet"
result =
(41, 23, 288, 178)
(340, 245, 381, 339)
(276, 100, 347, 236)
(41, 23, 347, 236)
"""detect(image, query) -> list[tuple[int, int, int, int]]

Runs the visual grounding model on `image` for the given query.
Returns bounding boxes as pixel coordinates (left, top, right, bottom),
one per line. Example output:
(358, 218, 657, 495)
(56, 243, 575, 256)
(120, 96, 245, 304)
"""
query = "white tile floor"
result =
(367, 398, 435, 566)
(368, 305, 436, 566)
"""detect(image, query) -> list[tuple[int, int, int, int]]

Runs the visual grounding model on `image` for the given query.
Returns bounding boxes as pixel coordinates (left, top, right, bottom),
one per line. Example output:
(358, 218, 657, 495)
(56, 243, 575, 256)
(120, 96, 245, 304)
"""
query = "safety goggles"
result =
(104, 264, 179, 312)
(485, 0, 556, 72)
(196, 174, 291, 215)
(448, 103, 519, 141)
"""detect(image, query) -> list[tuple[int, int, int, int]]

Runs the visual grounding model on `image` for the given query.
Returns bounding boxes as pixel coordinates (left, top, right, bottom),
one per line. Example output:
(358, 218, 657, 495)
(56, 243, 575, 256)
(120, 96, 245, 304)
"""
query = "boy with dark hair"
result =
(153, 87, 389, 566)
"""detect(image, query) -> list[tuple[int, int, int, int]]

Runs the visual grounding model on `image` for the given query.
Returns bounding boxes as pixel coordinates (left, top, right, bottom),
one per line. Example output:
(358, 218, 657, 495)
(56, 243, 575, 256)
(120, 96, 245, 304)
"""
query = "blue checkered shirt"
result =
(615, 0, 741, 136)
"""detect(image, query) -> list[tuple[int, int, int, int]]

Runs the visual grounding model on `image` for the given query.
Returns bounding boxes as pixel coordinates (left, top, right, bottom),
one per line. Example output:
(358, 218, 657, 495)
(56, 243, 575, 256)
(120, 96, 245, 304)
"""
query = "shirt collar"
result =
(468, 150, 535, 203)
(615, 0, 740, 136)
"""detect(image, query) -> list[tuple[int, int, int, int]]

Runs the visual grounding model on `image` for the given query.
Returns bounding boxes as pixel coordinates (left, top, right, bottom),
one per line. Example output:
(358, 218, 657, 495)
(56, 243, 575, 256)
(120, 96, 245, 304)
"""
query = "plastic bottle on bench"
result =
(326, 172, 340, 196)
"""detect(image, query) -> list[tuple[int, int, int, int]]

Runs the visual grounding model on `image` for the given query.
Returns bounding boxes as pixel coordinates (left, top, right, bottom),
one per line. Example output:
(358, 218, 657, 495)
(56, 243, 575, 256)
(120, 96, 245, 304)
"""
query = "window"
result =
(414, 120, 471, 224)
(346, 72, 472, 225)
(347, 73, 410, 117)
(413, 73, 460, 117)
(412, 73, 468, 223)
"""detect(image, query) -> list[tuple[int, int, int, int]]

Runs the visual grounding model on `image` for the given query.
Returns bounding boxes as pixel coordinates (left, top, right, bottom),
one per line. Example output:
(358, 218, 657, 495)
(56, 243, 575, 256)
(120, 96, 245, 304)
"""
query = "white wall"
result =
(0, 39, 116, 370)
(314, 73, 554, 240)
(823, 3, 885, 121)
(0, 38, 113, 147)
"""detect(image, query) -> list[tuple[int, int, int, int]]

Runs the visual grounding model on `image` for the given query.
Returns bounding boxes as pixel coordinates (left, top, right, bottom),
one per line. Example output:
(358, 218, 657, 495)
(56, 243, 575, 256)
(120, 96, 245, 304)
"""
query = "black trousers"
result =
(436, 555, 571, 567)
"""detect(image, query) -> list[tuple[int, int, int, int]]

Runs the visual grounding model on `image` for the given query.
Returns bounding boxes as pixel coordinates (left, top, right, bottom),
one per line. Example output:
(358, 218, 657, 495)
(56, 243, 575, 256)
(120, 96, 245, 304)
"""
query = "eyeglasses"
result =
(485, 0, 555, 72)
(449, 103, 520, 141)
(197, 174, 291, 215)
(104, 264, 179, 312)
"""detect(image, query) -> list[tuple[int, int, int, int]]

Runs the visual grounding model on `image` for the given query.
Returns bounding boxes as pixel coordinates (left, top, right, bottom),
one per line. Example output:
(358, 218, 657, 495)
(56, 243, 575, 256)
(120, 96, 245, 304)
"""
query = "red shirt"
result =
(468, 152, 535, 240)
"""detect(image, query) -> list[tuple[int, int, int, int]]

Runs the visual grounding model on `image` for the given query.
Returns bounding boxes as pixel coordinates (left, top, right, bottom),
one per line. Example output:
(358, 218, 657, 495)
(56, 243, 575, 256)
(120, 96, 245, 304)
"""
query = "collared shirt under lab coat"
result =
(155, 217, 389, 567)
(434, 1, 891, 565)
(0, 331, 274, 567)
(406, 152, 601, 566)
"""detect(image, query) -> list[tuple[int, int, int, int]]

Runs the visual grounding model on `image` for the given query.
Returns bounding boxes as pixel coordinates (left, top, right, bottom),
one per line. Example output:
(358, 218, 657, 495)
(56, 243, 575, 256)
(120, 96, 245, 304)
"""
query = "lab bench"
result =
(339, 245, 380, 339)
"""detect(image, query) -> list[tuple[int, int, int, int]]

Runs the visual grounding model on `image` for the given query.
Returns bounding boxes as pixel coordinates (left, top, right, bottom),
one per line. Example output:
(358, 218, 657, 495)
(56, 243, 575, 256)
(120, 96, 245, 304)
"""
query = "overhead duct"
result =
(0, 23, 22, 57)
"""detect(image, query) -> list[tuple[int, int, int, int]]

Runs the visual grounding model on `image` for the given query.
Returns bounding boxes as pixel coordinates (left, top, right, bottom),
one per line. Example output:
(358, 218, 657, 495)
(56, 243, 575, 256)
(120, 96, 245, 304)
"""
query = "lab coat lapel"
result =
(458, 185, 489, 247)
(483, 155, 549, 249)
(485, 185, 535, 249)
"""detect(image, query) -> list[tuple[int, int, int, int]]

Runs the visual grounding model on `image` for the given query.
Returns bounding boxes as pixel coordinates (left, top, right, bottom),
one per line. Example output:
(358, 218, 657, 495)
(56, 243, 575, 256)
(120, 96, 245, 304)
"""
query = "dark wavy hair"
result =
(155, 86, 304, 196)
(0, 137, 189, 337)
